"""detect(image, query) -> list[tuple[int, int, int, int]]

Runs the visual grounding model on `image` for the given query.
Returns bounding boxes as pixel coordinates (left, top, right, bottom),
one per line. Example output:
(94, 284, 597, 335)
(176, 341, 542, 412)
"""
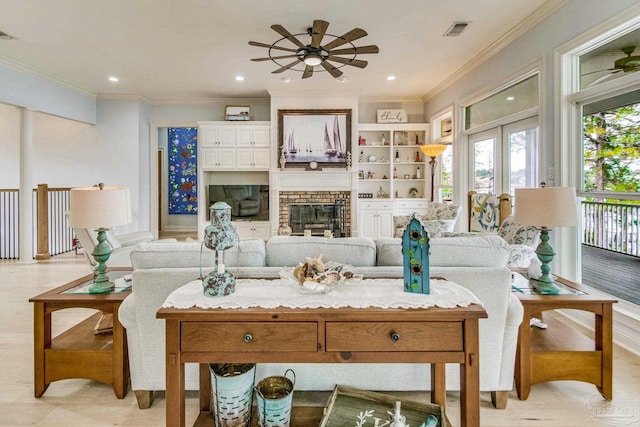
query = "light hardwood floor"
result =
(2, 252, 639, 426)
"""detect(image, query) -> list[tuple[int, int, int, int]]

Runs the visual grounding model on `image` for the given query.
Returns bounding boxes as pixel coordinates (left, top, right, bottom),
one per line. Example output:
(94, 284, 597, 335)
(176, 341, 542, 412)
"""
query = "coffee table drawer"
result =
(181, 322, 318, 352)
(325, 322, 463, 352)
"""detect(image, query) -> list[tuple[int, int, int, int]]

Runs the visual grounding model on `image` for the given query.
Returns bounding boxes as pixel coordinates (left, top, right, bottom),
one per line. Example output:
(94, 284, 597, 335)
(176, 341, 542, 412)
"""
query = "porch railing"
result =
(0, 185, 74, 260)
(582, 200, 639, 257)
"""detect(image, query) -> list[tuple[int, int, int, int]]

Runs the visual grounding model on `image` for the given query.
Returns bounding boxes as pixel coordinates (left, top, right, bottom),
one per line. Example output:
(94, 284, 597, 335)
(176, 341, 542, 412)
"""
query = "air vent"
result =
(443, 22, 470, 37)
(0, 30, 16, 40)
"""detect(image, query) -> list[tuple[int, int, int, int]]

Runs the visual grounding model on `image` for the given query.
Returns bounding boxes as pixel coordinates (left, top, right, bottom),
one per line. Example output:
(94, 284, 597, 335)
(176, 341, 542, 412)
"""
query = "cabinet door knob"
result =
(244, 333, 253, 343)
(390, 332, 400, 342)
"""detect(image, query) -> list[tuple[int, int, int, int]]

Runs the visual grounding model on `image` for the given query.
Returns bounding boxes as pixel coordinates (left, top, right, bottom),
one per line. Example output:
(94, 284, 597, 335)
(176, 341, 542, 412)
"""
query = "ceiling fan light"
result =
(303, 54, 323, 66)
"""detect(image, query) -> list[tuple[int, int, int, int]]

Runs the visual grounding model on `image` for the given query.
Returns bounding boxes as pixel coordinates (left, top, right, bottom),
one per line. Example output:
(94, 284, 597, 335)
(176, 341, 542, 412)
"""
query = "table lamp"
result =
(69, 183, 132, 293)
(419, 144, 447, 202)
(513, 185, 579, 294)
(202, 201, 239, 297)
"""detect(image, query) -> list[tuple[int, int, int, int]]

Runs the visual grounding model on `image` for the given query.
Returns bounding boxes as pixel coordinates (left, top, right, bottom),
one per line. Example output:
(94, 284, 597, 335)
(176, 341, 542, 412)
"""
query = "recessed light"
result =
(108, 76, 119, 82)
(235, 75, 245, 81)
(281, 76, 292, 83)
(506, 96, 515, 101)
(386, 75, 396, 81)
(336, 76, 348, 83)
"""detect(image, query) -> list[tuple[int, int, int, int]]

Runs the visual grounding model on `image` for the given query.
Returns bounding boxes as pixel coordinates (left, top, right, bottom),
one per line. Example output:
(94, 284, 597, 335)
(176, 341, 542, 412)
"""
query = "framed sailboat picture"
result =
(278, 109, 352, 168)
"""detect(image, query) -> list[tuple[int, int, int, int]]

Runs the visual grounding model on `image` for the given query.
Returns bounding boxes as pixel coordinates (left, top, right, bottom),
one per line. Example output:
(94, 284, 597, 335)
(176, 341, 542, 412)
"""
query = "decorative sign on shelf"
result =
(402, 215, 430, 294)
(376, 109, 408, 124)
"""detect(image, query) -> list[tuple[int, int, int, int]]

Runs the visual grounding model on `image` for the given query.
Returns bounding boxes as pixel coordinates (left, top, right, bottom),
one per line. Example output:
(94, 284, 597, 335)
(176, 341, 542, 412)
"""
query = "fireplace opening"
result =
(288, 200, 347, 237)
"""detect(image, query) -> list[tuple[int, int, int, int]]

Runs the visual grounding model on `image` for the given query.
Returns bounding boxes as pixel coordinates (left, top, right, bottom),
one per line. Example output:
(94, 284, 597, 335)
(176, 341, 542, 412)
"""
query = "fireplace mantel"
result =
(271, 170, 357, 191)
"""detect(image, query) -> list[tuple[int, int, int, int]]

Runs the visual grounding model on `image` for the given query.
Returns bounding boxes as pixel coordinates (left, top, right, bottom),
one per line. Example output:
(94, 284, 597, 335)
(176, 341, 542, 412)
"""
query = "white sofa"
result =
(119, 235, 523, 409)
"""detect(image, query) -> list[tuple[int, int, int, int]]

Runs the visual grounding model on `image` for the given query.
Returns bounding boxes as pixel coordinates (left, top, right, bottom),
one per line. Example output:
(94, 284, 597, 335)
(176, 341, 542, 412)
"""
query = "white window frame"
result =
(556, 4, 640, 282)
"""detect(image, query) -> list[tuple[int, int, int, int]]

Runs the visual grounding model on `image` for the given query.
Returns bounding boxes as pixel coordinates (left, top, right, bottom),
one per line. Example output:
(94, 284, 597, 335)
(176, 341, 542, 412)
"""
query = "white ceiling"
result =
(0, 0, 554, 101)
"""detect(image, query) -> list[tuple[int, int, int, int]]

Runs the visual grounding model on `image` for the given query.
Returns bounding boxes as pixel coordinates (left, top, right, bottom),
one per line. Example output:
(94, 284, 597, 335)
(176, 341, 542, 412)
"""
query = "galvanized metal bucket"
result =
(255, 369, 296, 427)
(209, 363, 256, 427)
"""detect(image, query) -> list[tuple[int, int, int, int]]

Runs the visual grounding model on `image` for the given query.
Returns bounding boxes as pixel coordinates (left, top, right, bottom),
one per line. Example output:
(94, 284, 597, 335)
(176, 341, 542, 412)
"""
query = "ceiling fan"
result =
(248, 19, 379, 79)
(583, 46, 640, 87)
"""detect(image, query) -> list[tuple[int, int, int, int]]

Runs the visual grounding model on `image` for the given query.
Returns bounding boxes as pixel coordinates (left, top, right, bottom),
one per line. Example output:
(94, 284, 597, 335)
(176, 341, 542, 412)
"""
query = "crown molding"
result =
(0, 55, 96, 97)
(422, 0, 569, 102)
(358, 96, 425, 104)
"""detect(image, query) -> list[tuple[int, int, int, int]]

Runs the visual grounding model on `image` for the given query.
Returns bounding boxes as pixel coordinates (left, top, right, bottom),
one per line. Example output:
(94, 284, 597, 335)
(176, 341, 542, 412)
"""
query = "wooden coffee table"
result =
(157, 302, 487, 427)
(512, 271, 617, 400)
(29, 269, 132, 399)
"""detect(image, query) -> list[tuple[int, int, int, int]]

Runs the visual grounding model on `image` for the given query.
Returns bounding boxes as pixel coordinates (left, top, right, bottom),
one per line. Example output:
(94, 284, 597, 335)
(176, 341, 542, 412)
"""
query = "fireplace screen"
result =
(288, 200, 347, 237)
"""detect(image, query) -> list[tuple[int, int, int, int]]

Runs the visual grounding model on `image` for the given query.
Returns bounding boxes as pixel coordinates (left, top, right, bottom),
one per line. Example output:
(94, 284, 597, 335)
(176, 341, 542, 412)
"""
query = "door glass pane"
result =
(473, 138, 495, 192)
(508, 127, 538, 194)
(439, 144, 454, 202)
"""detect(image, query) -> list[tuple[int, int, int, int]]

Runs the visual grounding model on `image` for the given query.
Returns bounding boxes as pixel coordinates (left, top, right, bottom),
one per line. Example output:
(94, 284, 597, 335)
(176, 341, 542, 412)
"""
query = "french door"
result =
(468, 116, 539, 196)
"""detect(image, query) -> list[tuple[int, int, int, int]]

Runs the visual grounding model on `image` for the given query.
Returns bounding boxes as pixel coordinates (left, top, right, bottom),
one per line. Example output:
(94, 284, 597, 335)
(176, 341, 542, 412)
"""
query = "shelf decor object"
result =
(419, 144, 447, 202)
(402, 215, 430, 294)
(202, 201, 239, 297)
(513, 185, 579, 294)
(69, 183, 132, 293)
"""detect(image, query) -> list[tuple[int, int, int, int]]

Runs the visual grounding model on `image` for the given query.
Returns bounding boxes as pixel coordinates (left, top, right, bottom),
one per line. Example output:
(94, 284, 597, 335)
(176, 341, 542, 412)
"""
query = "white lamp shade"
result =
(69, 186, 132, 229)
(513, 187, 579, 228)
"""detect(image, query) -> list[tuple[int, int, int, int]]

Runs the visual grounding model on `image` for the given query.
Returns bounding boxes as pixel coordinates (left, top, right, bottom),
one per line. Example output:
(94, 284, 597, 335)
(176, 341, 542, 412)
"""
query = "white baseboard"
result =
(557, 284, 640, 356)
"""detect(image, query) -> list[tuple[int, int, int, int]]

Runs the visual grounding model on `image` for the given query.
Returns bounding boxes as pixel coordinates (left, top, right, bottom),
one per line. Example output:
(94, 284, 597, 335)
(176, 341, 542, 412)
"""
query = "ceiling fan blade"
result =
(271, 24, 306, 49)
(322, 28, 368, 50)
(581, 68, 615, 77)
(320, 61, 343, 78)
(251, 54, 298, 62)
(586, 71, 621, 87)
(249, 41, 298, 53)
(302, 65, 314, 79)
(272, 59, 303, 74)
(310, 20, 329, 48)
(328, 56, 368, 68)
(329, 45, 380, 55)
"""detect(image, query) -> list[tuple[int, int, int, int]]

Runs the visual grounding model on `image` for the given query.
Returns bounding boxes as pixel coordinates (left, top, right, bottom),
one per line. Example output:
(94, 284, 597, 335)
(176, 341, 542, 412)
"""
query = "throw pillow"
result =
(424, 202, 461, 221)
(499, 216, 540, 246)
(393, 215, 456, 238)
(469, 194, 501, 232)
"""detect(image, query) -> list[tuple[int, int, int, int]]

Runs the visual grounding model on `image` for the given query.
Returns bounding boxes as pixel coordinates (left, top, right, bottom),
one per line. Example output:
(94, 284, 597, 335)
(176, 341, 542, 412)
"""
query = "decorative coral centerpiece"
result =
(280, 254, 361, 294)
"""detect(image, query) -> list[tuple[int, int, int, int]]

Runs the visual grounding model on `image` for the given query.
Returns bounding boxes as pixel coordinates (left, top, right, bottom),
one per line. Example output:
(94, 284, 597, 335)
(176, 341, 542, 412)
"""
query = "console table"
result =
(157, 303, 487, 427)
(512, 271, 617, 400)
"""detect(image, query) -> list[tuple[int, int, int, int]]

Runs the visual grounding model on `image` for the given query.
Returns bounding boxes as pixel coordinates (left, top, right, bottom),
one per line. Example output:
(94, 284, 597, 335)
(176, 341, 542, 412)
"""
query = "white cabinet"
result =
(236, 148, 270, 170)
(199, 122, 270, 171)
(233, 221, 271, 241)
(201, 148, 236, 170)
(201, 125, 236, 147)
(394, 199, 428, 215)
(358, 200, 394, 238)
(357, 123, 430, 200)
(236, 125, 270, 148)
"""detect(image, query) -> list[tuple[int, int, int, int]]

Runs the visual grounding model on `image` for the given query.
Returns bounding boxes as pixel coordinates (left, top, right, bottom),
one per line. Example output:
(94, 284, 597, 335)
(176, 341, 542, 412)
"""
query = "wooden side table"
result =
(29, 269, 132, 399)
(512, 272, 617, 400)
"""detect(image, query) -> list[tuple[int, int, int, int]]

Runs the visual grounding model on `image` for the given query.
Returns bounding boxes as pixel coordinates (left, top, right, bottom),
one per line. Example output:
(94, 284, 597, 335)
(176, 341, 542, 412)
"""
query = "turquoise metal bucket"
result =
(209, 363, 256, 427)
(255, 369, 296, 427)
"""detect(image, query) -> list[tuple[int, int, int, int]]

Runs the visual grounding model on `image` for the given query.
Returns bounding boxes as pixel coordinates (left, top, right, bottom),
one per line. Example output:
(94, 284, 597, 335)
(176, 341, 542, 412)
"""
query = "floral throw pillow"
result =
(499, 216, 540, 247)
(424, 202, 461, 221)
(393, 215, 456, 238)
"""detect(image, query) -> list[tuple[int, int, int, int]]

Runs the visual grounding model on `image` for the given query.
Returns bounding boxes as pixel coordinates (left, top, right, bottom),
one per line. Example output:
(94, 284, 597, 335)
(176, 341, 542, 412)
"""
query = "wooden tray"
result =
(320, 386, 449, 427)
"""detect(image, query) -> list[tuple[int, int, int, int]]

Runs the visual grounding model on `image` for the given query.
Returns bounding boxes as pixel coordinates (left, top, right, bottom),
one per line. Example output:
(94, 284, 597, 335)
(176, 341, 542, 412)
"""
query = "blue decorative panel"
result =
(168, 127, 198, 215)
(402, 217, 431, 294)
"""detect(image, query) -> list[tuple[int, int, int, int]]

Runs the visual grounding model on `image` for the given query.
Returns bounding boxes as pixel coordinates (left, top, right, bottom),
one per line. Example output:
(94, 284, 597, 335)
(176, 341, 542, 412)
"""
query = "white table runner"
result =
(162, 278, 482, 310)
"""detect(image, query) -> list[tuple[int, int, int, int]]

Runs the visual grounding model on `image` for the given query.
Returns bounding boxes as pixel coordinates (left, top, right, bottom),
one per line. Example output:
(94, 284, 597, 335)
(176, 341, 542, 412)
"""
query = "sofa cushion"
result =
(131, 240, 266, 269)
(376, 234, 510, 268)
(265, 236, 376, 267)
(424, 202, 461, 220)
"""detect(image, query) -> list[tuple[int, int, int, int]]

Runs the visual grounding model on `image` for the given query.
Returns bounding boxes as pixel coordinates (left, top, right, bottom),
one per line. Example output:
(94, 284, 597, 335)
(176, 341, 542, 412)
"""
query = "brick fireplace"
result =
(279, 190, 352, 236)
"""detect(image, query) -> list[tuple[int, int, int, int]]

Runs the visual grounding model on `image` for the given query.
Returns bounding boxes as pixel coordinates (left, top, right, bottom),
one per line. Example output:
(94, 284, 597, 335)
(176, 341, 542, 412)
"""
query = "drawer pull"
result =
(390, 332, 400, 342)
(243, 333, 253, 343)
